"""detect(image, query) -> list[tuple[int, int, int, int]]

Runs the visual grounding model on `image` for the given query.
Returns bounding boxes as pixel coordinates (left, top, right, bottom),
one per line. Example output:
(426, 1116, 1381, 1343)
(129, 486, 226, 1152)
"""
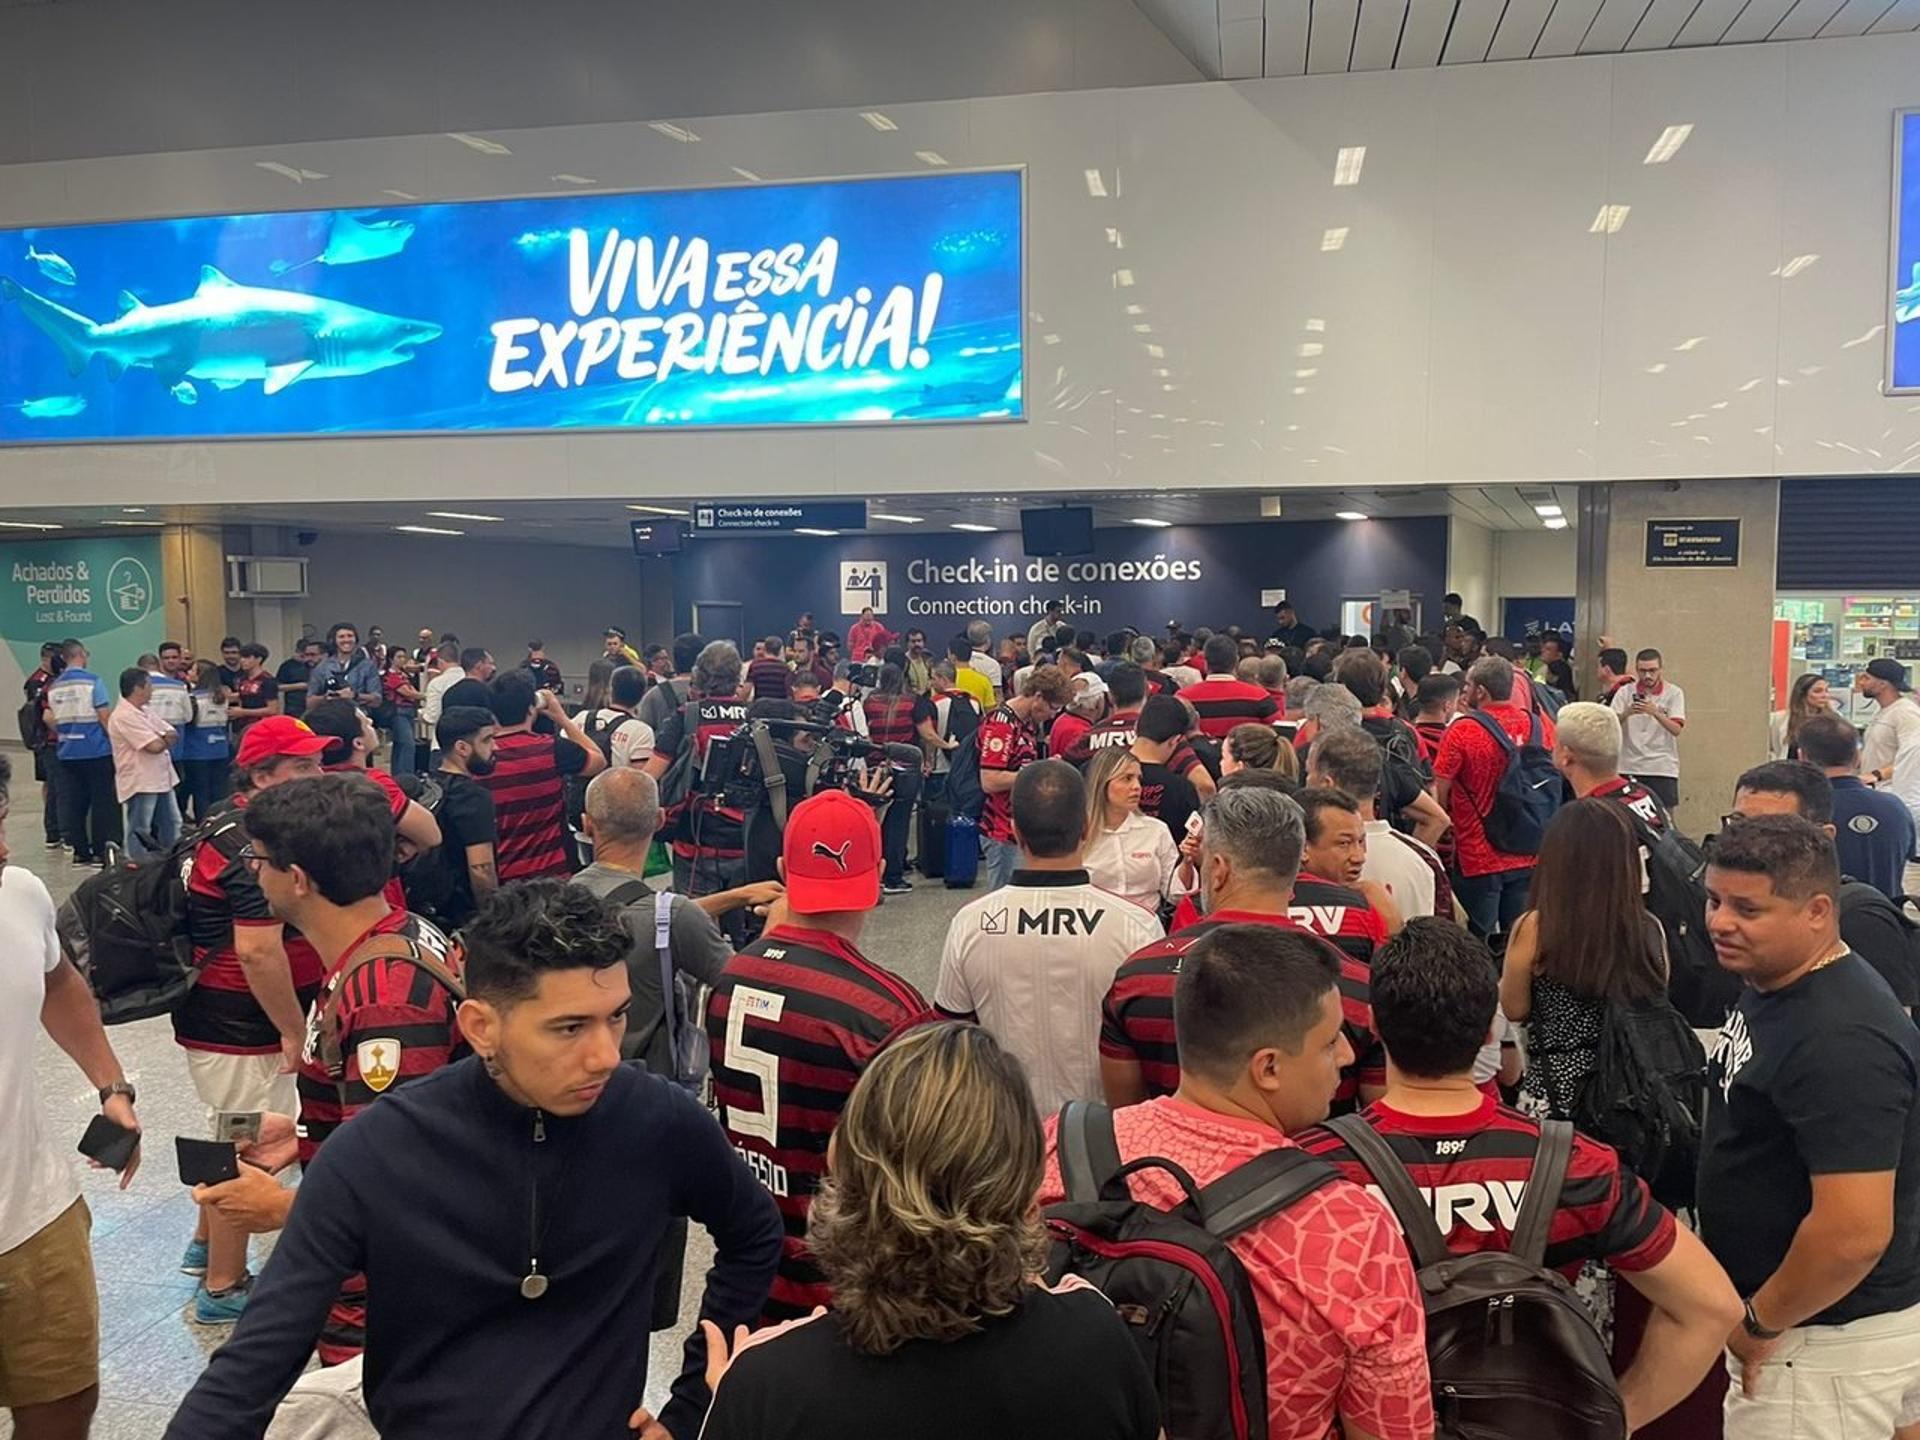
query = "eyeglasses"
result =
(236, 841, 281, 871)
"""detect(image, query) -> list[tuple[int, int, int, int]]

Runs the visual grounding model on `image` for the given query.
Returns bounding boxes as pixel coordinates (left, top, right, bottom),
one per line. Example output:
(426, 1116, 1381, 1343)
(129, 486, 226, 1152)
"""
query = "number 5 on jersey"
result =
(723, 986, 787, 1145)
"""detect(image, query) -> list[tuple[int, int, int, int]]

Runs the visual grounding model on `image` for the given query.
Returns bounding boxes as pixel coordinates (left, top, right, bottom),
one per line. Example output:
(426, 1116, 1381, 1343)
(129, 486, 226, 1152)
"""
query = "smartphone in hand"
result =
(175, 1137, 241, 1188)
(77, 1114, 141, 1173)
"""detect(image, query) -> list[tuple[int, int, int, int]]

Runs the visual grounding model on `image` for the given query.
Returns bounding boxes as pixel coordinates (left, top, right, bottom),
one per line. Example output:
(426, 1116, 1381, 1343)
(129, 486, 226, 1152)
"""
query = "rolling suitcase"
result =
(919, 785, 951, 880)
(944, 812, 980, 889)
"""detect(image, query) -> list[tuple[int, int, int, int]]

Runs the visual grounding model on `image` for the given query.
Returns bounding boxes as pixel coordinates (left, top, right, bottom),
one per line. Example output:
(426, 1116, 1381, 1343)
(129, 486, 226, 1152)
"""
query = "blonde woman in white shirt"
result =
(1081, 747, 1193, 914)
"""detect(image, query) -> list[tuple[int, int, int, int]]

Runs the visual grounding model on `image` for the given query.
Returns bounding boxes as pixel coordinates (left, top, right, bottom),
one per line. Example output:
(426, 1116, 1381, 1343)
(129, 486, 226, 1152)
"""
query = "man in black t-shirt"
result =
(275, 638, 322, 719)
(1700, 814, 1920, 1431)
(423, 706, 500, 929)
(1128, 695, 1199, 845)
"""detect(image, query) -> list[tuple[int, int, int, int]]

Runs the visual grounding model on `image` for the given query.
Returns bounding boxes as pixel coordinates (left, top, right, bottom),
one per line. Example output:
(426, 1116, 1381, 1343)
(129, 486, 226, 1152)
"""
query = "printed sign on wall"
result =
(0, 535, 165, 698)
(0, 170, 1024, 442)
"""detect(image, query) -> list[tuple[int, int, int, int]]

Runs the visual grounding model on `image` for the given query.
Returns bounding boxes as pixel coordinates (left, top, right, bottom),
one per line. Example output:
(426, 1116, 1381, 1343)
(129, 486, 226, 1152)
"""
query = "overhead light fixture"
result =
(646, 121, 701, 143)
(1334, 146, 1366, 186)
(394, 524, 463, 536)
(1673, 336, 1706, 351)
(915, 150, 948, 167)
(0, 520, 62, 530)
(1320, 227, 1348, 252)
(427, 510, 504, 522)
(1534, 503, 1563, 517)
(102, 519, 162, 527)
(626, 503, 691, 516)
(1124, 304, 1144, 315)
(1114, 269, 1135, 288)
(1295, 367, 1319, 379)
(445, 132, 512, 156)
(859, 111, 898, 131)
(1305, 318, 1326, 332)
(950, 522, 996, 532)
(1543, 516, 1570, 530)
(793, 527, 840, 537)
(1643, 123, 1694, 165)
(730, 166, 762, 182)
(870, 512, 925, 524)
(254, 160, 328, 183)
(1129, 517, 1172, 528)
(1778, 253, 1820, 279)
(1145, 343, 1165, 358)
(382, 189, 420, 201)
(1292, 385, 1309, 395)
(1298, 342, 1324, 357)
(550, 173, 597, 186)
(1084, 168, 1108, 198)
(1589, 204, 1631, 234)
(1133, 323, 1153, 334)
(1334, 511, 1368, 521)
(1646, 362, 1668, 374)
(121, 507, 146, 513)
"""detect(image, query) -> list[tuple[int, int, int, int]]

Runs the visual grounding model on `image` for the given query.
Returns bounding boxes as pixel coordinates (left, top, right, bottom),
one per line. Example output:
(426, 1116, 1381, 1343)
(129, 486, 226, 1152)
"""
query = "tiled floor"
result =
(15, 769, 970, 1437)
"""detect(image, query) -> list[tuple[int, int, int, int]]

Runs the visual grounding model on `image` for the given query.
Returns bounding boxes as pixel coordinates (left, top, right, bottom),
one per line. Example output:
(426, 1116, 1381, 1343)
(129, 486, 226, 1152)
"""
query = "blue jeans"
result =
(386, 711, 417, 778)
(982, 836, 1021, 891)
(125, 790, 181, 860)
(1455, 867, 1532, 941)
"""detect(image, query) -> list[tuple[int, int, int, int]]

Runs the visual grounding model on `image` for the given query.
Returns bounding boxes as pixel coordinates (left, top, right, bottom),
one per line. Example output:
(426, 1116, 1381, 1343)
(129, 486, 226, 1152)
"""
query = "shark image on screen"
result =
(1, 266, 442, 395)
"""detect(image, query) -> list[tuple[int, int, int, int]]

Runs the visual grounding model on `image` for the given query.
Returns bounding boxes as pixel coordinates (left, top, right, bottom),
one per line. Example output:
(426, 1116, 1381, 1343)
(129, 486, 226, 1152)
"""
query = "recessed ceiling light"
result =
(730, 166, 762, 182)
(445, 132, 512, 156)
(915, 150, 948, 167)
(1084, 168, 1108, 198)
(1305, 318, 1326, 332)
(626, 504, 691, 516)
(121, 507, 146, 513)
(1115, 268, 1135, 288)
(1320, 227, 1348, 252)
(550, 173, 597, 187)
(1295, 368, 1319, 379)
(645, 121, 701, 143)
(869, 513, 925, 524)
(1334, 146, 1366, 186)
(1129, 517, 1172, 528)
(1534, 503, 1563, 517)
(1778, 253, 1820, 279)
(859, 111, 898, 131)
(793, 527, 840, 537)
(1543, 516, 1570, 530)
(1292, 386, 1309, 395)
(102, 520, 162, 527)
(951, 522, 996, 533)
(1335, 511, 1368, 521)
(426, 511, 504, 522)
(1673, 336, 1706, 352)
(394, 524, 463, 536)
(1298, 342, 1324, 357)
(0, 520, 62, 530)
(1643, 123, 1693, 165)
(1589, 204, 1631, 234)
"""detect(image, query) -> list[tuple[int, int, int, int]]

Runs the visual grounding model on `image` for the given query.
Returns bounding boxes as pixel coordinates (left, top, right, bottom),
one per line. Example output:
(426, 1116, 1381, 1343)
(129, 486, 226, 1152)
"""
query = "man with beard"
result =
(425, 707, 500, 930)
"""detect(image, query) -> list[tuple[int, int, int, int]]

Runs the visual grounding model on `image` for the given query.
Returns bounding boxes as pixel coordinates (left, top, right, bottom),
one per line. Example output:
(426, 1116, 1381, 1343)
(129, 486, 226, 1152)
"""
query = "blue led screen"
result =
(0, 170, 1024, 442)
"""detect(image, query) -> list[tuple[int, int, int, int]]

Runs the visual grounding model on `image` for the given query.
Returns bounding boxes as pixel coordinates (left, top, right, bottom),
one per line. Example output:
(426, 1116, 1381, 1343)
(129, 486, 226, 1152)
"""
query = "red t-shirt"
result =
(976, 702, 1040, 844)
(1432, 703, 1555, 876)
(1049, 709, 1094, 760)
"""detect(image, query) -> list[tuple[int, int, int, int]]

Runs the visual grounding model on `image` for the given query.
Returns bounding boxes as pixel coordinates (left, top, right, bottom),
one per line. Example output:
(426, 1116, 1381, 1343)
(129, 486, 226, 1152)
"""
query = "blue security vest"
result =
(181, 688, 231, 763)
(47, 668, 111, 760)
(146, 672, 194, 761)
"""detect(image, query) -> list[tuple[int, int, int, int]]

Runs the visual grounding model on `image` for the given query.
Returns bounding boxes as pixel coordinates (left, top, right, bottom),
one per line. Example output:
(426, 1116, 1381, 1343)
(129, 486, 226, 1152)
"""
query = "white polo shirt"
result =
(1612, 680, 1686, 778)
(1362, 820, 1440, 920)
(0, 867, 78, 1254)
(1084, 809, 1184, 914)
(936, 870, 1164, 1116)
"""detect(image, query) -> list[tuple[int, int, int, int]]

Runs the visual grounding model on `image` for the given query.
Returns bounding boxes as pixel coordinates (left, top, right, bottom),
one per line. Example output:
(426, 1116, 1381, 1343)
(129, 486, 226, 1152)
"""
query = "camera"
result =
(843, 662, 879, 690)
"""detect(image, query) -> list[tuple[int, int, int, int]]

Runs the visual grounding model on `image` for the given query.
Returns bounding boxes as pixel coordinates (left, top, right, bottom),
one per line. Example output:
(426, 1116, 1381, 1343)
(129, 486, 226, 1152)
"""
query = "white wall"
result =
(3, 34, 1918, 506)
(301, 534, 652, 693)
(1493, 531, 1578, 612)
(1445, 516, 1494, 628)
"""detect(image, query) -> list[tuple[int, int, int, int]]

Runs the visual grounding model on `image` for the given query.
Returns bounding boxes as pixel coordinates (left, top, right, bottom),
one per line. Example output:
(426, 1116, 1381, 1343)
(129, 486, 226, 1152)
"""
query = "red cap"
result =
(235, 715, 333, 769)
(782, 790, 882, 914)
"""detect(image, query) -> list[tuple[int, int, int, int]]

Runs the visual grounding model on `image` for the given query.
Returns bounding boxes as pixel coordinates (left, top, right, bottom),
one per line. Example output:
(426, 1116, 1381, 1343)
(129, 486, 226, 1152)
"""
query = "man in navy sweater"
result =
(165, 880, 781, 1440)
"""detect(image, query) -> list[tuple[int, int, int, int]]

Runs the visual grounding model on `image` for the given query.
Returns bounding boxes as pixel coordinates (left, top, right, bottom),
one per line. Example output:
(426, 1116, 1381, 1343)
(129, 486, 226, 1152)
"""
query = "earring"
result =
(481, 1054, 501, 1077)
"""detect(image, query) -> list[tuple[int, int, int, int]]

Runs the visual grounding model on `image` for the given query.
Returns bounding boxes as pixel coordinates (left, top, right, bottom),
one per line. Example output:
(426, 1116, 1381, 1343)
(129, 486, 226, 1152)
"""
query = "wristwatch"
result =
(98, 1081, 136, 1106)
(1742, 1298, 1782, 1340)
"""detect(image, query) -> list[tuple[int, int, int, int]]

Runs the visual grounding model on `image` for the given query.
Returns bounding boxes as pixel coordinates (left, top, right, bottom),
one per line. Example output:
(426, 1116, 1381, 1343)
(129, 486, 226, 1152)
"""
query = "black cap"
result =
(1866, 657, 1912, 692)
(603, 626, 627, 640)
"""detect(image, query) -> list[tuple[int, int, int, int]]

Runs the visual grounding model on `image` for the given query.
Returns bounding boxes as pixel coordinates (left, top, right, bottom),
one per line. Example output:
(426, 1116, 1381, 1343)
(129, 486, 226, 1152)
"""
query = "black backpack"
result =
(1626, 805, 1734, 1026)
(59, 810, 247, 1024)
(943, 730, 986, 820)
(393, 774, 456, 922)
(1361, 713, 1432, 832)
(564, 709, 629, 832)
(16, 695, 47, 750)
(1566, 993, 1707, 1211)
(1324, 1115, 1627, 1440)
(1466, 710, 1562, 855)
(1044, 1101, 1338, 1440)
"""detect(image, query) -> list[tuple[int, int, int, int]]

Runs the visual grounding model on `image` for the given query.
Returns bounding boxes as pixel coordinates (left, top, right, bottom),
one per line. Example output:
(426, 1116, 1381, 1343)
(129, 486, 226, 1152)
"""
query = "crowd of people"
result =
(8, 592, 1920, 1440)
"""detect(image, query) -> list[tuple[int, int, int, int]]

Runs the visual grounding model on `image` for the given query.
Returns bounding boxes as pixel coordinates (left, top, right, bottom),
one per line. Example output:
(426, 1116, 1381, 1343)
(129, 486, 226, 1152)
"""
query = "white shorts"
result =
(183, 1050, 296, 1138)
(1725, 1299, 1920, 1438)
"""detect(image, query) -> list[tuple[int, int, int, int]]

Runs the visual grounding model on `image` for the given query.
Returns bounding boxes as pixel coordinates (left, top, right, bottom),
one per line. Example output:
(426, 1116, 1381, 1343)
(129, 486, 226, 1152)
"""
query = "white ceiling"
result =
(1134, 0, 1920, 73)
(3, 484, 1579, 548)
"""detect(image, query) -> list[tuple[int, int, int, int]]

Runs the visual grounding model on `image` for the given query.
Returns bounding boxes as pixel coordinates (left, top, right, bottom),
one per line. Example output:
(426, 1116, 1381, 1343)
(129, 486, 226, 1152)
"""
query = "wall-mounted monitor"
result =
(630, 519, 682, 556)
(1891, 110, 1920, 392)
(0, 169, 1024, 444)
(1021, 506, 1094, 557)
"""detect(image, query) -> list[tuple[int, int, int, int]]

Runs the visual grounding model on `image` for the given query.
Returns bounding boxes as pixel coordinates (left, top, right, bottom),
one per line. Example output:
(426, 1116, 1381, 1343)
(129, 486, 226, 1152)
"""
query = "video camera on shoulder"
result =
(696, 718, 920, 811)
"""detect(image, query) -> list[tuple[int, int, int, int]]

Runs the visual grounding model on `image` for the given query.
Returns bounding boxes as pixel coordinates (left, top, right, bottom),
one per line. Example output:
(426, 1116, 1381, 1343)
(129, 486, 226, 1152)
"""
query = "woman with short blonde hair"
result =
(698, 1023, 1159, 1440)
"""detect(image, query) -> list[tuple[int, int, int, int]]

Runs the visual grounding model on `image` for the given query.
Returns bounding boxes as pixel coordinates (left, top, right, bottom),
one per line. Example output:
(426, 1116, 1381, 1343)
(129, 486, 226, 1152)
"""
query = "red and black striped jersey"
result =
(294, 907, 465, 1365)
(477, 730, 576, 881)
(654, 697, 752, 859)
(706, 925, 934, 1322)
(323, 764, 410, 910)
(1068, 708, 1142, 765)
(1177, 678, 1280, 739)
(1295, 1096, 1677, 1278)
(1413, 721, 1448, 766)
(745, 658, 791, 700)
(1100, 911, 1326, 1100)
(1288, 874, 1387, 1101)
(977, 702, 1041, 844)
(176, 795, 324, 1055)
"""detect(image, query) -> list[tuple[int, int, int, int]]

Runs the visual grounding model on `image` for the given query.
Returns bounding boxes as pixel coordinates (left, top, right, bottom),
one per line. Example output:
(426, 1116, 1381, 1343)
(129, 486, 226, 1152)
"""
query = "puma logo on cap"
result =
(811, 839, 853, 872)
